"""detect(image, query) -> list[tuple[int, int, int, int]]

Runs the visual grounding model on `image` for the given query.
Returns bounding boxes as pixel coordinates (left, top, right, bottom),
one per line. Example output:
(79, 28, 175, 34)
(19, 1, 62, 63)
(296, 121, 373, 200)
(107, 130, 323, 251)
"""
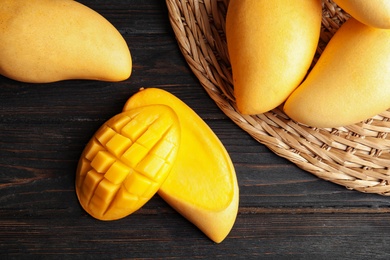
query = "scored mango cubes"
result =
(75, 105, 180, 220)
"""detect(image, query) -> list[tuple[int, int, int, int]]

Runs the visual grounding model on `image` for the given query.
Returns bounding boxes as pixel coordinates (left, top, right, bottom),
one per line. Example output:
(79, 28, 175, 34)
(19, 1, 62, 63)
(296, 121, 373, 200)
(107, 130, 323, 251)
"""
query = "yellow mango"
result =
(0, 0, 131, 83)
(124, 88, 239, 243)
(284, 18, 390, 128)
(334, 0, 390, 29)
(226, 0, 322, 115)
(76, 105, 180, 221)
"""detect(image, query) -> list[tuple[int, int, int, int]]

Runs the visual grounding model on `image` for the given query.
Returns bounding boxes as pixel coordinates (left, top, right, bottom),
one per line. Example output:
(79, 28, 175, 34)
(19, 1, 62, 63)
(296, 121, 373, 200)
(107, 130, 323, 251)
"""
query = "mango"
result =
(283, 18, 390, 128)
(76, 105, 180, 221)
(334, 0, 390, 29)
(226, 0, 322, 115)
(0, 0, 131, 83)
(124, 88, 239, 243)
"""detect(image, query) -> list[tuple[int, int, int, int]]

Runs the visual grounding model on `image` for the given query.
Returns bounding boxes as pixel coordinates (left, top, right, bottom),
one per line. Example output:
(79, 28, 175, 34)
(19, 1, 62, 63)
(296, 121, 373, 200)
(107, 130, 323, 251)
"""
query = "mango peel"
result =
(76, 88, 239, 243)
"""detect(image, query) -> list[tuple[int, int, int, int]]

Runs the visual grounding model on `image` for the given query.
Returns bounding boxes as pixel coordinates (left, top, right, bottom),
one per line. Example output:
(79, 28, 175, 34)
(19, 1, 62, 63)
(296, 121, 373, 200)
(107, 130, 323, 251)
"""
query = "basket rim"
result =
(165, 0, 390, 195)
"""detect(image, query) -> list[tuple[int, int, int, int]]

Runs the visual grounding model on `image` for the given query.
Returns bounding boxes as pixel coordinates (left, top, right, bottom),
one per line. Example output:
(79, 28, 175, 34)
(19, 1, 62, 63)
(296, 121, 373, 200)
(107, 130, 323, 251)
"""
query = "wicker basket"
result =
(166, 0, 390, 195)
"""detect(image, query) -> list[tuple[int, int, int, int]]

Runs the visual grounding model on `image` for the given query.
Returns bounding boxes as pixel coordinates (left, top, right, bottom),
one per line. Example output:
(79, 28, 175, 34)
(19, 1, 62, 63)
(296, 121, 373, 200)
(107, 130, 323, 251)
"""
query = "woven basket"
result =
(166, 0, 390, 195)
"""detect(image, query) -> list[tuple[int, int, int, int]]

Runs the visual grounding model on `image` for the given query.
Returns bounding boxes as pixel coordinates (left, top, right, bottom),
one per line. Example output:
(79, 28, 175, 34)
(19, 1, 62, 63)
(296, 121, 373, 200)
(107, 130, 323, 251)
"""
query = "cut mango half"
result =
(123, 88, 239, 243)
(76, 105, 180, 221)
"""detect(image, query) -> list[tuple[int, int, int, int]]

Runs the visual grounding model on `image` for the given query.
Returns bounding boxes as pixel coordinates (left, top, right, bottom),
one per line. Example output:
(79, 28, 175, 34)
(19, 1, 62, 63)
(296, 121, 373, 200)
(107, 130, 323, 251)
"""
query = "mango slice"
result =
(123, 88, 239, 243)
(76, 105, 180, 221)
(0, 0, 131, 83)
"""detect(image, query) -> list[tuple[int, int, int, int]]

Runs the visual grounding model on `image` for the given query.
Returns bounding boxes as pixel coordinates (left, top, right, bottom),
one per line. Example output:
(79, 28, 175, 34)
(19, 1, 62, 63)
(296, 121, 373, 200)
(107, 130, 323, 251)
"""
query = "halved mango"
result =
(123, 88, 239, 243)
(76, 105, 180, 221)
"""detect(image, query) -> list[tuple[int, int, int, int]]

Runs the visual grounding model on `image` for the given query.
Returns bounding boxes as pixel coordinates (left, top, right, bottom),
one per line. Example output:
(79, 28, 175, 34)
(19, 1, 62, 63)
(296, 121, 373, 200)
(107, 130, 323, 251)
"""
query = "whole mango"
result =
(226, 0, 322, 115)
(0, 0, 132, 83)
(284, 18, 390, 128)
(334, 0, 390, 29)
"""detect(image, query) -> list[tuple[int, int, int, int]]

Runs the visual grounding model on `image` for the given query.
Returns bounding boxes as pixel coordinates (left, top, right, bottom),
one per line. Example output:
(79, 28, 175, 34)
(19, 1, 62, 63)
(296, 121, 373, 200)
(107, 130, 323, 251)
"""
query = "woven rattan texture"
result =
(166, 0, 390, 195)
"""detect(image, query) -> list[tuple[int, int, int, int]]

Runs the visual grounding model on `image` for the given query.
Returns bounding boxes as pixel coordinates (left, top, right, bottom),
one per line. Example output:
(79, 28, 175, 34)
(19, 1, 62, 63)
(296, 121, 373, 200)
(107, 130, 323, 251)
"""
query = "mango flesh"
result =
(124, 88, 239, 243)
(76, 105, 180, 221)
(226, 0, 322, 115)
(283, 18, 390, 128)
(334, 0, 390, 29)
(0, 0, 132, 83)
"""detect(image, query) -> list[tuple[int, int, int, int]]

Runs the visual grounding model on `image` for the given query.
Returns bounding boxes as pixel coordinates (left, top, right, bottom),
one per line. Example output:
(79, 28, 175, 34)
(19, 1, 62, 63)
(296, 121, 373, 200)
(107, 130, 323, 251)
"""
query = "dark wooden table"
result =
(1, 1, 390, 259)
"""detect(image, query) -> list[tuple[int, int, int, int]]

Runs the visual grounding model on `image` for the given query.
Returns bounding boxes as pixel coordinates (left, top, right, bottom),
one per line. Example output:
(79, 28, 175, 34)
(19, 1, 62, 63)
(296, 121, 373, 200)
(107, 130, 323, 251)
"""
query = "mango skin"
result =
(226, 0, 322, 115)
(0, 0, 132, 83)
(124, 88, 239, 244)
(284, 18, 390, 128)
(334, 0, 390, 29)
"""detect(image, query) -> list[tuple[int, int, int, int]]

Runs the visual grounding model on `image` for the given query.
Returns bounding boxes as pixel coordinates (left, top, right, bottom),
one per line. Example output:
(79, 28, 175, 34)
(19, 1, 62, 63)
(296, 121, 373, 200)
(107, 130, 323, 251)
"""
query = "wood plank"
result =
(1, 213, 390, 258)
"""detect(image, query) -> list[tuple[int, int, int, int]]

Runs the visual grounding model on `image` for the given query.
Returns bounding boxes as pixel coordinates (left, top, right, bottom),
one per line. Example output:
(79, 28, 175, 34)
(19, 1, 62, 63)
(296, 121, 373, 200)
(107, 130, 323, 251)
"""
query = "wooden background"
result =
(1, 1, 390, 258)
